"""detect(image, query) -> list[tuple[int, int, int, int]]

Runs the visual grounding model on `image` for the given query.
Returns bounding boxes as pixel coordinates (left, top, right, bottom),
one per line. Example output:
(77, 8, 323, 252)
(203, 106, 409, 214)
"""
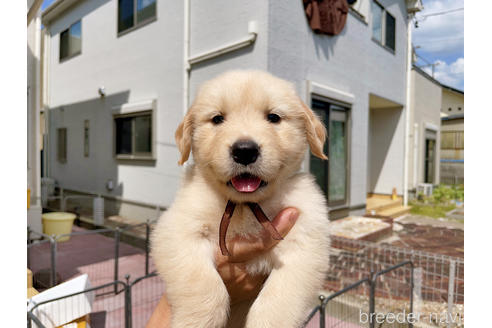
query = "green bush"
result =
(409, 185, 462, 219)
(431, 184, 464, 204)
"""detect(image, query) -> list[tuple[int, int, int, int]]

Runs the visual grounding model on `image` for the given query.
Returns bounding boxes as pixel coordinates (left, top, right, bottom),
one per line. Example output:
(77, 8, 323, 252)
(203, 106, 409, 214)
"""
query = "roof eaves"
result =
(441, 83, 464, 95)
(412, 64, 442, 87)
(42, 0, 80, 25)
(441, 113, 464, 121)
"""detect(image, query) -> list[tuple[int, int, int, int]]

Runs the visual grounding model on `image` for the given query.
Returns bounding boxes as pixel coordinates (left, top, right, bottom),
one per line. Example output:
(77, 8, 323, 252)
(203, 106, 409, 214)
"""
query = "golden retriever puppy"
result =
(151, 70, 330, 328)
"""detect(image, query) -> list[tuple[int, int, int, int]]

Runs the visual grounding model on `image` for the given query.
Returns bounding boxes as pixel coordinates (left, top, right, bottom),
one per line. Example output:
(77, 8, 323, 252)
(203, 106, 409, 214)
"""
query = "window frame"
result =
(371, 0, 396, 53)
(117, 0, 157, 37)
(113, 110, 155, 160)
(57, 128, 67, 163)
(59, 20, 82, 62)
(84, 120, 90, 157)
(309, 97, 351, 208)
(384, 11, 396, 51)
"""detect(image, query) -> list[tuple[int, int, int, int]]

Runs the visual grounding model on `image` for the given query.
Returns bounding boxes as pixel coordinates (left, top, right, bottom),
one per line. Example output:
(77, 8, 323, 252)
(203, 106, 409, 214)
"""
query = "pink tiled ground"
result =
(29, 225, 362, 327)
(29, 225, 164, 328)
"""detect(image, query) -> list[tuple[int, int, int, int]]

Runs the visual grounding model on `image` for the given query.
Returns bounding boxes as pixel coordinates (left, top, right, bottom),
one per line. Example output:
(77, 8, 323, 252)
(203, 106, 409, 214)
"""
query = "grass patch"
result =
(410, 203, 456, 219)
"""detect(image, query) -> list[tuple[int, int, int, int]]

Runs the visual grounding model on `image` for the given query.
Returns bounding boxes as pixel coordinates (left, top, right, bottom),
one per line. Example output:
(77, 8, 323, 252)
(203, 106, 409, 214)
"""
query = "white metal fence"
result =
(326, 236, 464, 327)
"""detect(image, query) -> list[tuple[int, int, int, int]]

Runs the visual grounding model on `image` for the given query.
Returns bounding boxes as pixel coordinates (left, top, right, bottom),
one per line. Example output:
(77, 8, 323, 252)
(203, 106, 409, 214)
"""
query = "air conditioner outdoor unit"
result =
(417, 183, 433, 197)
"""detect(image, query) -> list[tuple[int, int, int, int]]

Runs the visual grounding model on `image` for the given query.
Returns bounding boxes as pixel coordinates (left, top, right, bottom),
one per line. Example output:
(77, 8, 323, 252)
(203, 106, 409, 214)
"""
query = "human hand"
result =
(146, 207, 299, 327)
(214, 207, 300, 305)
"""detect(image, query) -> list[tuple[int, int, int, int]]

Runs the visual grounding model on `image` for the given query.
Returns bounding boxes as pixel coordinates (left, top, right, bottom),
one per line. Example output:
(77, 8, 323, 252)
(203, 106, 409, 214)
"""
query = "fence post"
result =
(409, 263, 414, 328)
(318, 295, 325, 328)
(369, 271, 375, 328)
(125, 275, 132, 328)
(145, 220, 150, 275)
(413, 267, 423, 322)
(50, 236, 57, 287)
(27, 227, 32, 269)
(447, 260, 456, 328)
(114, 228, 120, 294)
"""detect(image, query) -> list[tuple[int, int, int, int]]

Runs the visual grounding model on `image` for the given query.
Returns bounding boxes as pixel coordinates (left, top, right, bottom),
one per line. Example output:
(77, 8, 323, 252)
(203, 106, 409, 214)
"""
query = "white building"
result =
(27, 0, 43, 232)
(41, 0, 422, 221)
(407, 65, 442, 195)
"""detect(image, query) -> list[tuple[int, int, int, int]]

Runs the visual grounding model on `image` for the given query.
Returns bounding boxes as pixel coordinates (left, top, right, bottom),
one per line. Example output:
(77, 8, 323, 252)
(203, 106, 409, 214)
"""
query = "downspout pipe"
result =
(403, 13, 415, 206)
(183, 2, 258, 113)
(188, 23, 258, 65)
(183, 0, 190, 115)
(35, 12, 42, 206)
(27, 0, 44, 26)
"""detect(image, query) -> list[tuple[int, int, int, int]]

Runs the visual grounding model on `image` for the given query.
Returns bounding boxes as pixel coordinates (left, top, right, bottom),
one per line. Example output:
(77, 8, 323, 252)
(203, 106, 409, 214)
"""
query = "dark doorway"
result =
(424, 138, 436, 184)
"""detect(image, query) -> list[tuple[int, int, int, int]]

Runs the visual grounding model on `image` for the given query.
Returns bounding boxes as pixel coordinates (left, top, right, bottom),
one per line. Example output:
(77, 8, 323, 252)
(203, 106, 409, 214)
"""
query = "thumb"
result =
(224, 207, 299, 263)
(269, 207, 300, 240)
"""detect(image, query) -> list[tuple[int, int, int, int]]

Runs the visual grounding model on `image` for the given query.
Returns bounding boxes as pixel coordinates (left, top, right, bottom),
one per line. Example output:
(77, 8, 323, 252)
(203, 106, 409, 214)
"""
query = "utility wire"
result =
(418, 7, 464, 18)
(417, 36, 464, 44)
(413, 51, 433, 65)
(413, 7, 464, 27)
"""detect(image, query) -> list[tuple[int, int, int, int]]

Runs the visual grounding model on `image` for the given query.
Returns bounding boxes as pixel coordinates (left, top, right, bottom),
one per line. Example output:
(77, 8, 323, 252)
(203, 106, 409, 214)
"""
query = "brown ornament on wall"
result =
(303, 0, 349, 36)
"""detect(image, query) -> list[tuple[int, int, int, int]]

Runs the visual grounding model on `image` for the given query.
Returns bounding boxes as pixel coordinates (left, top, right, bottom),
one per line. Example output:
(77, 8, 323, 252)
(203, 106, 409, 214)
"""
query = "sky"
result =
(41, 0, 464, 91)
(412, 0, 464, 91)
(41, 0, 56, 11)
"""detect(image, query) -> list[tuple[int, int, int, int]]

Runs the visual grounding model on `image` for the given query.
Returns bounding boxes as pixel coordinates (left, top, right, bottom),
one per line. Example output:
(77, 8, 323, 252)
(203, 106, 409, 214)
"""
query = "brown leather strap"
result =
(246, 203, 283, 241)
(219, 200, 236, 256)
(219, 200, 283, 256)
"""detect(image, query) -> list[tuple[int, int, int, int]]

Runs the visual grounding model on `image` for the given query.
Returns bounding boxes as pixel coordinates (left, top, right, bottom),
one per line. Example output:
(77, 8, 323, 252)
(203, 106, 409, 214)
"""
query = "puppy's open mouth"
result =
(228, 173, 267, 193)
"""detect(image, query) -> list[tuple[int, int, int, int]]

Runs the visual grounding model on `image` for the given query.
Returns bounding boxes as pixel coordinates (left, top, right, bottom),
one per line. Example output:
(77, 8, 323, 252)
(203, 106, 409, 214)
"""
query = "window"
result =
(441, 131, 464, 150)
(371, 1, 396, 51)
(385, 12, 395, 50)
(114, 111, 153, 158)
(349, 0, 370, 23)
(84, 120, 89, 157)
(118, 0, 156, 34)
(371, 2, 383, 43)
(309, 99, 349, 207)
(60, 20, 81, 61)
(57, 128, 67, 163)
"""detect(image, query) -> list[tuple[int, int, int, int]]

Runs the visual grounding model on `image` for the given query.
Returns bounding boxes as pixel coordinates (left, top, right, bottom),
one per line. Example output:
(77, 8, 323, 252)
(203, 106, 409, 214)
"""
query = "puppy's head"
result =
(175, 70, 327, 203)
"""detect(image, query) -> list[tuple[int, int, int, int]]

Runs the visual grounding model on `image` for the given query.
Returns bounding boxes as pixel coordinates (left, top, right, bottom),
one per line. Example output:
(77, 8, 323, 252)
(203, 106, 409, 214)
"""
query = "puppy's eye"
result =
(212, 115, 224, 125)
(267, 113, 281, 123)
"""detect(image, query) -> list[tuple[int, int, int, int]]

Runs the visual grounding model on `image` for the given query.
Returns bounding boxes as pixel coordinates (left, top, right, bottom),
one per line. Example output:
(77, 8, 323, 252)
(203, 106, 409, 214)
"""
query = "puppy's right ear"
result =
(300, 101, 328, 160)
(175, 110, 193, 165)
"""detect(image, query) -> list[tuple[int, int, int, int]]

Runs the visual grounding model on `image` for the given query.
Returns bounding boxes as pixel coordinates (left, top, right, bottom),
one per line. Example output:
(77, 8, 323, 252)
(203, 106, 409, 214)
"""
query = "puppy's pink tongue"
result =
(231, 175, 261, 192)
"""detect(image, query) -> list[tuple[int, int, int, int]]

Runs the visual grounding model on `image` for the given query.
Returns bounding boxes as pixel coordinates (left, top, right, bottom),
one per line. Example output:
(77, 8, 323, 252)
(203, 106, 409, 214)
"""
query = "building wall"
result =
(45, 0, 269, 213)
(28, 1, 43, 231)
(267, 0, 409, 207)
(441, 88, 464, 116)
(45, 0, 410, 219)
(368, 107, 405, 195)
(440, 88, 464, 185)
(188, 0, 269, 102)
(45, 0, 185, 209)
(408, 69, 442, 189)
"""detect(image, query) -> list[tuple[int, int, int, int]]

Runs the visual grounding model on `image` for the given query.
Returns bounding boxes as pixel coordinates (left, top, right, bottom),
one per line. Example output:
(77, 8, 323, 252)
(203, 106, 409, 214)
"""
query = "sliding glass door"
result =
(309, 99, 349, 207)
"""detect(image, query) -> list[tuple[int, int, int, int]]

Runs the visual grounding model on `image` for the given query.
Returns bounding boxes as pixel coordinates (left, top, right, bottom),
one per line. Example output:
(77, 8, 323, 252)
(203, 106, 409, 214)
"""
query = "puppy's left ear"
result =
(175, 110, 193, 165)
(300, 101, 328, 160)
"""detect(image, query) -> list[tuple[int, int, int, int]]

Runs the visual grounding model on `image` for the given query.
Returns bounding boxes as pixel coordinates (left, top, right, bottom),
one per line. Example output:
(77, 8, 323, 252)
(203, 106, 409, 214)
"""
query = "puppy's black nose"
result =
(232, 140, 259, 165)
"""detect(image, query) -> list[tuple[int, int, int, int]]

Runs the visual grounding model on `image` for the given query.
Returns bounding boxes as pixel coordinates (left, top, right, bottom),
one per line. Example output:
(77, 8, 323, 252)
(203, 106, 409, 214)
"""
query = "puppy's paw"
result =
(169, 283, 230, 328)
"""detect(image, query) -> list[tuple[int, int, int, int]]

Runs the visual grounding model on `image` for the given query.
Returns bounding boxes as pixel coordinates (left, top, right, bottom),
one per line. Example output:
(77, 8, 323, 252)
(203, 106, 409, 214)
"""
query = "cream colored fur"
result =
(151, 70, 330, 328)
